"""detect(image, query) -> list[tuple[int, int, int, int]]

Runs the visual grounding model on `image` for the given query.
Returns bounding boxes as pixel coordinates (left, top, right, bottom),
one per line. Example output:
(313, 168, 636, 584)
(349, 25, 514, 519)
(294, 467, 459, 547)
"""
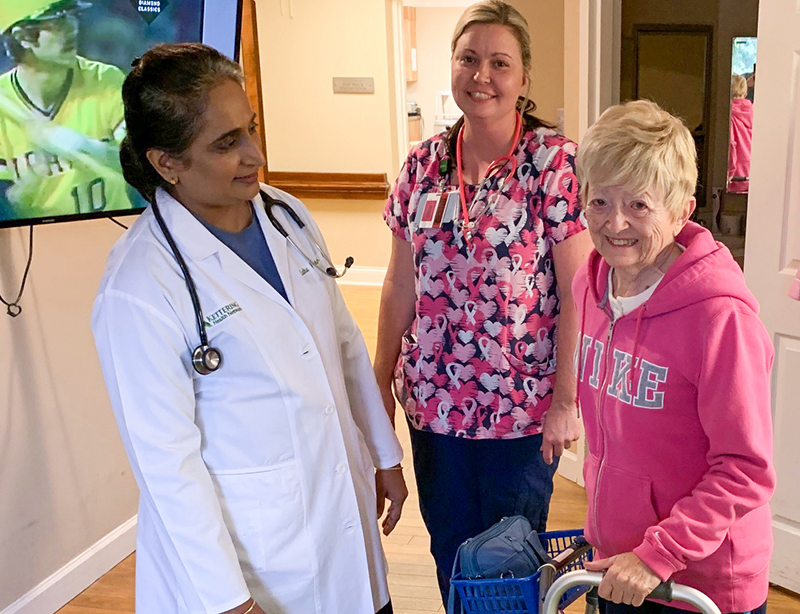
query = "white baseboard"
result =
(338, 266, 387, 287)
(1, 516, 137, 614)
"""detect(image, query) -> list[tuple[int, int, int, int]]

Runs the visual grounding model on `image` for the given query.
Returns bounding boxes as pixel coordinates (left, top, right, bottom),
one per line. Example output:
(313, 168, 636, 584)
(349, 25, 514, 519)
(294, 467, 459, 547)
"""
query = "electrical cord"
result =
(1, 225, 33, 318)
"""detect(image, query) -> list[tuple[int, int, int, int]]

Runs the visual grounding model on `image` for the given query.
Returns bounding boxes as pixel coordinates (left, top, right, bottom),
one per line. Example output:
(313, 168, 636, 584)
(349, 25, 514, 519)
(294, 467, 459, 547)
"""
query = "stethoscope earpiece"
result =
(192, 344, 222, 375)
(263, 191, 354, 278)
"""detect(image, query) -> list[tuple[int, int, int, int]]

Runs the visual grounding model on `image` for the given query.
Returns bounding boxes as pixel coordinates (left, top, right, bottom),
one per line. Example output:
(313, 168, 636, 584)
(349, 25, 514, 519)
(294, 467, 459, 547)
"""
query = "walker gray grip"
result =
(647, 580, 674, 601)
(542, 571, 721, 614)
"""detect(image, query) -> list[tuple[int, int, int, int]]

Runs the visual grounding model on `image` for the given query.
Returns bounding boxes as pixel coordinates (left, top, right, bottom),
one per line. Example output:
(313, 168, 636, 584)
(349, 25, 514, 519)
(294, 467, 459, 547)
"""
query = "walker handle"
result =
(647, 580, 674, 601)
(542, 570, 721, 614)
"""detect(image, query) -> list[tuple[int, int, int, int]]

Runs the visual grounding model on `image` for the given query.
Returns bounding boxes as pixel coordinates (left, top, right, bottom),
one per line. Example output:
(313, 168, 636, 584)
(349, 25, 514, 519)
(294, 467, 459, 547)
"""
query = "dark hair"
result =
(119, 42, 244, 203)
(4, 22, 40, 63)
(3, 0, 89, 62)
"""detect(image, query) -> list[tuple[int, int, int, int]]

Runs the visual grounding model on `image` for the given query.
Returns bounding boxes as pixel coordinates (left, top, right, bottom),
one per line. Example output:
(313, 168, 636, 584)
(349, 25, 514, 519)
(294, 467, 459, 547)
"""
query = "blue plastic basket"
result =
(451, 528, 593, 614)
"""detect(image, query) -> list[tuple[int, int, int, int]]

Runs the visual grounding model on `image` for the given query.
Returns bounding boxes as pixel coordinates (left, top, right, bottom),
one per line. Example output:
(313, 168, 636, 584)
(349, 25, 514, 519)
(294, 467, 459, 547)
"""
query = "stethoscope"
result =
(151, 189, 354, 376)
(456, 110, 522, 247)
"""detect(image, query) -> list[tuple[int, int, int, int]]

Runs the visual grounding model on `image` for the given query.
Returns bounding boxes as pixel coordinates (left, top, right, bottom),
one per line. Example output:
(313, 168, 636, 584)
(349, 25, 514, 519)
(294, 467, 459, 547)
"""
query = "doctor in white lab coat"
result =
(92, 43, 407, 614)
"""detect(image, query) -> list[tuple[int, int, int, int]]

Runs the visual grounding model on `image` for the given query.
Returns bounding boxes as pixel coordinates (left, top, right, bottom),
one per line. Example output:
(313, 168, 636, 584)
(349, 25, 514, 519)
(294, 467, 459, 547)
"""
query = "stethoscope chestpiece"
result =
(192, 344, 222, 375)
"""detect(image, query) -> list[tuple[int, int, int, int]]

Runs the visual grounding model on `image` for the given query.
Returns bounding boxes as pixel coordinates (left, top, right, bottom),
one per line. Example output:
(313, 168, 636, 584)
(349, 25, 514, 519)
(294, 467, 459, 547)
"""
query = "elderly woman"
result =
(728, 74, 754, 194)
(573, 100, 775, 614)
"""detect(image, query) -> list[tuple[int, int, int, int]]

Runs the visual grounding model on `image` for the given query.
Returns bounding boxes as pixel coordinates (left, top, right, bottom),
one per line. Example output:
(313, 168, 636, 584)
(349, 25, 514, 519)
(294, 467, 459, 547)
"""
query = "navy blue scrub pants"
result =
(408, 424, 559, 606)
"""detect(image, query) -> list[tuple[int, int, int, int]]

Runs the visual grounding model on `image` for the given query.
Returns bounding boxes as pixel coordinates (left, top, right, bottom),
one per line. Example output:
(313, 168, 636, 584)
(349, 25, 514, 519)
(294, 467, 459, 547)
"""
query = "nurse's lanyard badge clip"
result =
(456, 110, 522, 248)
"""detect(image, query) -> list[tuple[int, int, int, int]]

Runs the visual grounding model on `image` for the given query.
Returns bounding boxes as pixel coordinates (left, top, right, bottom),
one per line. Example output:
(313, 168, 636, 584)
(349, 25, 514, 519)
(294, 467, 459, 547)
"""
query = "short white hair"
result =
(576, 99, 697, 218)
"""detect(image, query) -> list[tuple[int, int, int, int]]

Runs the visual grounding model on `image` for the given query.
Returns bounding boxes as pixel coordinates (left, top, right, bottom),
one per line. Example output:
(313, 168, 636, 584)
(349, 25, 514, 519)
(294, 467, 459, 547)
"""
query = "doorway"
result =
(618, 0, 760, 269)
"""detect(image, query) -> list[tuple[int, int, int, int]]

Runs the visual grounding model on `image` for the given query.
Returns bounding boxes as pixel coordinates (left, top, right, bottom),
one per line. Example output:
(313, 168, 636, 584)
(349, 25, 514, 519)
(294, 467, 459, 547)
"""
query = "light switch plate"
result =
(332, 77, 375, 94)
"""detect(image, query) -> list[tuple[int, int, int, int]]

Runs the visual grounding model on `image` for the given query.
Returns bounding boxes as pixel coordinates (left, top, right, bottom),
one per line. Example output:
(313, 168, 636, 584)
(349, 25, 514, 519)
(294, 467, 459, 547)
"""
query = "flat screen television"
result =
(0, 0, 242, 228)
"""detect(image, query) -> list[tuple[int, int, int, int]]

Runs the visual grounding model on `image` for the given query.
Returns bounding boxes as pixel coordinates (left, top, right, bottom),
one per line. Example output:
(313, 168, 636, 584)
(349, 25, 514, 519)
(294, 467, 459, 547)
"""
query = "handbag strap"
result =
(524, 530, 552, 566)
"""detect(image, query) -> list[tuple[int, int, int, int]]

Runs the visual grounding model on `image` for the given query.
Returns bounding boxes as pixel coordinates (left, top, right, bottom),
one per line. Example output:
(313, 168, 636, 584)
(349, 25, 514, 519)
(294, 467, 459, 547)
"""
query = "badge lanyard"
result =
(456, 111, 522, 248)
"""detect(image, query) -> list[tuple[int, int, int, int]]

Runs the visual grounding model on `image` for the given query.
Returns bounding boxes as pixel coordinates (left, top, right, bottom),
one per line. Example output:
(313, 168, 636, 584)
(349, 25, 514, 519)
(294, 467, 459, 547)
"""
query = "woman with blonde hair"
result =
(375, 0, 592, 602)
(574, 99, 774, 614)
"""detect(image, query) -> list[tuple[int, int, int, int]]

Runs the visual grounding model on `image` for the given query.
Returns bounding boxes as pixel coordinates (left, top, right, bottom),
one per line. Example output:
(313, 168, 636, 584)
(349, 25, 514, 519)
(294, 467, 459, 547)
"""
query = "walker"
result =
(450, 529, 722, 614)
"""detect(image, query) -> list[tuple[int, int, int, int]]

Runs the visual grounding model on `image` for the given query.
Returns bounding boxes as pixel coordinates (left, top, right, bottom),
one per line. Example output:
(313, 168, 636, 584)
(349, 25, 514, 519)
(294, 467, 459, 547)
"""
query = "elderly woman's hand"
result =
(584, 552, 662, 606)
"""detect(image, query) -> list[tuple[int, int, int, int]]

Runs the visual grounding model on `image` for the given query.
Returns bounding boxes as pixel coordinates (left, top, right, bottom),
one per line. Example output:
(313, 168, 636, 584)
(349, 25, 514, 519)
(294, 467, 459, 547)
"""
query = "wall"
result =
(0, 222, 138, 611)
(562, 1, 581, 142)
(254, 0, 399, 270)
(508, 0, 565, 127)
(303, 198, 393, 275)
(255, 0, 396, 177)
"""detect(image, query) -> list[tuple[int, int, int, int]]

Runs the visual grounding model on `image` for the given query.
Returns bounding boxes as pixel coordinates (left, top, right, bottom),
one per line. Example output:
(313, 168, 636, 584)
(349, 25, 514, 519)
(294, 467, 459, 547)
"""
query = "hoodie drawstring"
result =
(576, 287, 589, 412)
(628, 304, 646, 396)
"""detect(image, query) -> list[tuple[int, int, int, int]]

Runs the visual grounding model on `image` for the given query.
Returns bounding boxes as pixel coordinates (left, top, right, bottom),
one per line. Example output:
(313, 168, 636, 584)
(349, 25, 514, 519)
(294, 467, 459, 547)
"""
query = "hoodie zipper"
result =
(592, 319, 616, 553)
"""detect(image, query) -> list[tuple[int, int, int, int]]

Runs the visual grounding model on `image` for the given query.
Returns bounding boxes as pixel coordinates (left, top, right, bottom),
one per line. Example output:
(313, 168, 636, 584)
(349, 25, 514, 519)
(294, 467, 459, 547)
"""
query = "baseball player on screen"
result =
(0, 0, 136, 221)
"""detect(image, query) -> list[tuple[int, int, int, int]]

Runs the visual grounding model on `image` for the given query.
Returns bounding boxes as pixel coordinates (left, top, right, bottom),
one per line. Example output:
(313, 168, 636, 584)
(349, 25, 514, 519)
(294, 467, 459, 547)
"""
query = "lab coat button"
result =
(324, 405, 335, 416)
(335, 462, 347, 475)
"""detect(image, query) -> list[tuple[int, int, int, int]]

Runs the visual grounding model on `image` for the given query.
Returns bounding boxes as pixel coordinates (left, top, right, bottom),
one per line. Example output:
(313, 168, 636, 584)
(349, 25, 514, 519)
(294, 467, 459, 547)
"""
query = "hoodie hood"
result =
(585, 221, 758, 319)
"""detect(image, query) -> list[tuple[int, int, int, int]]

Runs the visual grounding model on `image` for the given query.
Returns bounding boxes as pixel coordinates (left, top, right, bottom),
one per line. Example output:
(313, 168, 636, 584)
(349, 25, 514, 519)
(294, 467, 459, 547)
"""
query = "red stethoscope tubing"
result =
(456, 110, 522, 247)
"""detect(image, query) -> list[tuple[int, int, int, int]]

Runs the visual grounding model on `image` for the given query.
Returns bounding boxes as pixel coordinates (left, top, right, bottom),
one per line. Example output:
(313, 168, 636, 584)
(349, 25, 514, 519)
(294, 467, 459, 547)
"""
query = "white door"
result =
(743, 0, 800, 594)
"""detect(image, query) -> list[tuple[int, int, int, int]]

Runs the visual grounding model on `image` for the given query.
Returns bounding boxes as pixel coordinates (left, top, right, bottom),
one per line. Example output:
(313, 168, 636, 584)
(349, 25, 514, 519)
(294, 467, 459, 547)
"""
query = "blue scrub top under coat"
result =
(194, 207, 290, 303)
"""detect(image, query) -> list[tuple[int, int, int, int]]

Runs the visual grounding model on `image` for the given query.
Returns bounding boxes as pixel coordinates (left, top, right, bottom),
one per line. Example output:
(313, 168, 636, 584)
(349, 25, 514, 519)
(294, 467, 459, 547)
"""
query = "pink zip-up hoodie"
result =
(573, 222, 775, 613)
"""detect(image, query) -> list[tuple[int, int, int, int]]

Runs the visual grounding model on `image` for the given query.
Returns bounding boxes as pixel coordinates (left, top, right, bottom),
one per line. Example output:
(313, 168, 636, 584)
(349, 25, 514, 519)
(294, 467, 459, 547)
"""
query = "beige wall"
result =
(255, 0, 396, 177)
(305, 198, 392, 270)
(0, 222, 138, 610)
(255, 0, 398, 269)
(508, 0, 565, 126)
(562, 1, 580, 142)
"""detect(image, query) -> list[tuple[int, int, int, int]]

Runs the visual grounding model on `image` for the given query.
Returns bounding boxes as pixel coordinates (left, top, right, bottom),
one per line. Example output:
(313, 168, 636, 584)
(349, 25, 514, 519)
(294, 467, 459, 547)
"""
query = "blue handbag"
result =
(447, 515, 551, 613)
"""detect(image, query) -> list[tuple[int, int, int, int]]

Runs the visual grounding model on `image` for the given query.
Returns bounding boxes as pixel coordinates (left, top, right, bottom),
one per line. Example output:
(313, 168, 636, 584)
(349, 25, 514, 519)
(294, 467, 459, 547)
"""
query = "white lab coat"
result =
(92, 185, 403, 614)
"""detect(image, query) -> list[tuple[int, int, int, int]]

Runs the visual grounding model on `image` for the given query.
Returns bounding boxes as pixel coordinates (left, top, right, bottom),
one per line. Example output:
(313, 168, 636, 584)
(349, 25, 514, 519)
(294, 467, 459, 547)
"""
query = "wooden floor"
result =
(58, 285, 800, 614)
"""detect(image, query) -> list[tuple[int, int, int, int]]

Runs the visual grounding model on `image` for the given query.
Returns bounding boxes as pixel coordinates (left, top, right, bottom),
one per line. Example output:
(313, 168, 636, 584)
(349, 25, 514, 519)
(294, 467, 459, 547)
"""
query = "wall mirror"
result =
(727, 37, 757, 195)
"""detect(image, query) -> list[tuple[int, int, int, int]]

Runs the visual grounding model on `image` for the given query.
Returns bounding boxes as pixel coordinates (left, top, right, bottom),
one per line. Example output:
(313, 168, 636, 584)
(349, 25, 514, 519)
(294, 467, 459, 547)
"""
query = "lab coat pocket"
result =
(213, 478, 268, 575)
(212, 463, 313, 581)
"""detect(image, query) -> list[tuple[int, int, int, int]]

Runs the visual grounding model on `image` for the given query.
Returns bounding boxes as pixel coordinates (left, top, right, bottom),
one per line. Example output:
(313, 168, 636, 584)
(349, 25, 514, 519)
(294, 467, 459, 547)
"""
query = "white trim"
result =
(387, 0, 407, 173)
(1, 516, 137, 614)
(338, 266, 387, 287)
(575, 0, 622, 141)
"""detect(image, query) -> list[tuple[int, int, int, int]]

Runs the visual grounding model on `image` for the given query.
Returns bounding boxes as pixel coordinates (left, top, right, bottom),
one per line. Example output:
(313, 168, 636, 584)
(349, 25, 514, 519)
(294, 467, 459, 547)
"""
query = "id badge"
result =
(417, 190, 459, 229)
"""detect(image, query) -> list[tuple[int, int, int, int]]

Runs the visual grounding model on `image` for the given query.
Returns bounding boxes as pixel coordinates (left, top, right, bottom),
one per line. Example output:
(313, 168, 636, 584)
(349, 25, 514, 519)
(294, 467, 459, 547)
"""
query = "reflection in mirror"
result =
(727, 37, 757, 195)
